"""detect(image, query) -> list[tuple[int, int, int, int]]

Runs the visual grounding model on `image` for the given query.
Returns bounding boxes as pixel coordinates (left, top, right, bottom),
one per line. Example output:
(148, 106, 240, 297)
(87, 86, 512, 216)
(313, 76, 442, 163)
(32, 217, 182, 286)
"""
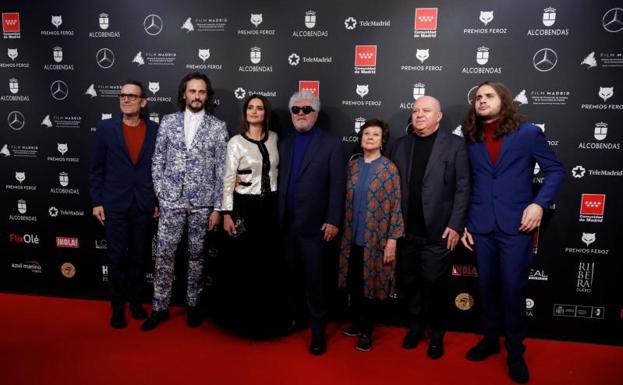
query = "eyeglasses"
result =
(119, 93, 144, 102)
(290, 106, 315, 115)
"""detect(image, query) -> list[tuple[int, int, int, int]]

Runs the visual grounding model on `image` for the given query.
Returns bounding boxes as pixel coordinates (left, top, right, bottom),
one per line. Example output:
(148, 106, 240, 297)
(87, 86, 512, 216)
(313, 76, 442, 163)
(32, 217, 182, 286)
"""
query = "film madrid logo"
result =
(2, 12, 20, 39)
(354, 45, 377, 74)
(181, 15, 228, 33)
(579, 193, 605, 222)
(414, 8, 437, 38)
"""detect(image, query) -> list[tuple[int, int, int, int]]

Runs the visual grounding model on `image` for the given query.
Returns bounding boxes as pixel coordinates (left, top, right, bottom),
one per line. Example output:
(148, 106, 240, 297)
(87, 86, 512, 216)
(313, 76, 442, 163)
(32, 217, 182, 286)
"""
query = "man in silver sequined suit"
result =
(142, 73, 228, 331)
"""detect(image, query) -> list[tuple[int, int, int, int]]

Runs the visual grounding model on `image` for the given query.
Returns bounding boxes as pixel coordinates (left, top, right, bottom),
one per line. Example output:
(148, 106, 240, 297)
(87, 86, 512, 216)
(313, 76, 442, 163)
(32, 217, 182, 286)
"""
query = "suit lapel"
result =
(495, 130, 517, 167)
(113, 115, 133, 165)
(423, 129, 446, 180)
(189, 114, 208, 150)
(298, 128, 322, 177)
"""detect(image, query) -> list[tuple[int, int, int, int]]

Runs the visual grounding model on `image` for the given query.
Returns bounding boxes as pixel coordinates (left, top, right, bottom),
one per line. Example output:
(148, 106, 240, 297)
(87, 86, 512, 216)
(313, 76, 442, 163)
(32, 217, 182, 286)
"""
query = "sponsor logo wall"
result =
(1, 0, 621, 345)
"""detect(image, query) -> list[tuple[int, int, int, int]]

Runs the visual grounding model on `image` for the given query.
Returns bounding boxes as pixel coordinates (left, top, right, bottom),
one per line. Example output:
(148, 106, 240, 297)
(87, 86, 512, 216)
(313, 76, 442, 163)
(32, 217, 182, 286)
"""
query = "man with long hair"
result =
(142, 73, 228, 331)
(461, 81, 564, 383)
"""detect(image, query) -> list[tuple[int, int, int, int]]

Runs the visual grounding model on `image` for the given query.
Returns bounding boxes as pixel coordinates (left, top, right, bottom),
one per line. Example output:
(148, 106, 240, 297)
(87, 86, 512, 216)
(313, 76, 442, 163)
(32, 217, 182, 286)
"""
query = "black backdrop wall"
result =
(1, 0, 621, 345)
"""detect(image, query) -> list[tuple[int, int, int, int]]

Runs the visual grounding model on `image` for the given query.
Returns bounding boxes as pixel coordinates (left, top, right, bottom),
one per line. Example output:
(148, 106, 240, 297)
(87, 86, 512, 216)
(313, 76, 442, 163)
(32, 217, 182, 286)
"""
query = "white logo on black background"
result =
(99, 13, 109, 30)
(50, 80, 69, 100)
(305, 10, 316, 29)
(581, 52, 597, 68)
(250, 47, 261, 64)
(356, 84, 369, 98)
(198, 49, 210, 62)
(41, 115, 52, 127)
(581, 232, 596, 246)
(416, 49, 429, 63)
(53, 46, 63, 63)
(181, 17, 194, 32)
(132, 51, 144, 66)
(288, 53, 300, 66)
(533, 48, 557, 72)
(49, 206, 59, 217)
(15, 171, 25, 183)
(542, 7, 556, 27)
(148, 81, 160, 94)
(413, 83, 425, 100)
(96, 48, 115, 69)
(8, 111, 25, 130)
(594, 122, 607, 140)
(144, 14, 163, 35)
(572, 165, 586, 178)
(250, 13, 263, 27)
(51, 15, 62, 28)
(476, 47, 489, 65)
(9, 78, 18, 94)
(18, 199, 27, 214)
(101, 113, 112, 120)
(603, 8, 623, 33)
(57, 143, 68, 155)
(85, 84, 97, 98)
(598, 87, 613, 102)
(8, 48, 18, 61)
(345, 17, 357, 30)
(514, 90, 528, 105)
(234, 87, 246, 100)
(479, 11, 493, 26)
(59, 172, 69, 187)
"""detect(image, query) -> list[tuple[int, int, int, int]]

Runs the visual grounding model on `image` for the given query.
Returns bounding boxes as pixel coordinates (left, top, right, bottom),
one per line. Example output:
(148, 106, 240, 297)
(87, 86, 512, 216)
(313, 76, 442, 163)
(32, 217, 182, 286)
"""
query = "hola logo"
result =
(414, 8, 437, 30)
(354, 45, 377, 67)
(298, 80, 319, 98)
(580, 194, 606, 216)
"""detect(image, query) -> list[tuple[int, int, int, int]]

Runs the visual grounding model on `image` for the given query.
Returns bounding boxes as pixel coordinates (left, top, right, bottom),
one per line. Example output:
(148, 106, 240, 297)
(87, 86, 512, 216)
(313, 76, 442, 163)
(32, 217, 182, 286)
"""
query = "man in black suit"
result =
(390, 95, 470, 358)
(89, 80, 159, 328)
(278, 90, 346, 355)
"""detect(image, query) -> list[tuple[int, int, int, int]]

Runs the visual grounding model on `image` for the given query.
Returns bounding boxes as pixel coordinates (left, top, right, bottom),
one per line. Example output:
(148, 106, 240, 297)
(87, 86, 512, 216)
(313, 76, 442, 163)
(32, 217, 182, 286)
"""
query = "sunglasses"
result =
(291, 106, 315, 115)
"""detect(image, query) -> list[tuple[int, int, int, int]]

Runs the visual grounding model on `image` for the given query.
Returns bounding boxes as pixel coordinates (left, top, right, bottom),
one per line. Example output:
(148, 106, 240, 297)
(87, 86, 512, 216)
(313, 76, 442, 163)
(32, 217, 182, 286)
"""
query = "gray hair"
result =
(288, 90, 321, 112)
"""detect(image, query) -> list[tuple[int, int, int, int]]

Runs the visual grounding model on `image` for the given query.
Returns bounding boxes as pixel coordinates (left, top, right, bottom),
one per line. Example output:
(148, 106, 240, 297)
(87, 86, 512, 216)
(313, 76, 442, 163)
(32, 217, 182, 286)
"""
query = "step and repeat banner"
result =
(1, 0, 621, 344)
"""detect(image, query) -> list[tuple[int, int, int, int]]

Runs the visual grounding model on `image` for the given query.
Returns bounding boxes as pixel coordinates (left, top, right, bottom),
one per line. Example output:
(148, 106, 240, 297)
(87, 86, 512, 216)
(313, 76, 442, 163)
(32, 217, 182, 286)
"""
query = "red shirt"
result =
(122, 119, 146, 165)
(483, 119, 503, 166)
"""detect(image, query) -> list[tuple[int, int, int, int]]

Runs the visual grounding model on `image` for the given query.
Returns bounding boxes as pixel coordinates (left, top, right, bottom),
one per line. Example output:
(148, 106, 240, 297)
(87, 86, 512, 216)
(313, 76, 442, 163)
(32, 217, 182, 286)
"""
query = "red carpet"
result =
(1, 293, 621, 385)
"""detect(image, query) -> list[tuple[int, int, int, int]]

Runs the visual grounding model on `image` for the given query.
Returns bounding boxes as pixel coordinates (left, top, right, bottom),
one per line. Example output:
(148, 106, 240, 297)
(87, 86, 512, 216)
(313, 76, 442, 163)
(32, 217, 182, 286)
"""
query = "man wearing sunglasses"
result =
(278, 90, 346, 355)
(89, 80, 159, 328)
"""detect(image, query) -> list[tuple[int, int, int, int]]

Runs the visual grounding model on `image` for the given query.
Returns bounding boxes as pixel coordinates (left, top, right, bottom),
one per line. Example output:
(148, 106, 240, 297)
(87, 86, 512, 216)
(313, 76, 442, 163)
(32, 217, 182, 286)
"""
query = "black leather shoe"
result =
(356, 333, 372, 352)
(466, 338, 500, 361)
(141, 309, 169, 331)
(402, 330, 423, 350)
(129, 303, 148, 320)
(508, 357, 530, 383)
(427, 332, 444, 359)
(186, 306, 202, 328)
(309, 333, 327, 356)
(110, 307, 127, 329)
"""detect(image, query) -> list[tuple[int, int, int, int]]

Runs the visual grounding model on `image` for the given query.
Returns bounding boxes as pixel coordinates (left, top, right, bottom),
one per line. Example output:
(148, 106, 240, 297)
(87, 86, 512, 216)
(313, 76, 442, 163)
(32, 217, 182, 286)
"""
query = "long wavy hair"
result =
(462, 81, 525, 142)
(240, 94, 271, 136)
(176, 72, 215, 113)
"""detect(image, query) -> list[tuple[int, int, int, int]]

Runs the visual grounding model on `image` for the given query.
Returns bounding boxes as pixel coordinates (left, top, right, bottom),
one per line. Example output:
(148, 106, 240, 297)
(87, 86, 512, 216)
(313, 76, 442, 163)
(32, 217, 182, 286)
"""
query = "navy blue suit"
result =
(89, 115, 158, 309)
(278, 127, 346, 334)
(466, 123, 564, 358)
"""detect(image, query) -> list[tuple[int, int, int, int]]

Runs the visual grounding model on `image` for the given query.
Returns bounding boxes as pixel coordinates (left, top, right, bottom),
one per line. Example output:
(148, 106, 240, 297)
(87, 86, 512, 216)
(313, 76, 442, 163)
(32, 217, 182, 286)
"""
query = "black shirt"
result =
(407, 130, 438, 237)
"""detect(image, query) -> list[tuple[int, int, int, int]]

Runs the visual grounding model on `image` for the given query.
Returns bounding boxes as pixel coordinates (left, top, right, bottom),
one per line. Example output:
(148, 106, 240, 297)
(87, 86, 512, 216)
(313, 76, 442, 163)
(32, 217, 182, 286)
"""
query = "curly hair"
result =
(462, 81, 525, 142)
(176, 72, 215, 113)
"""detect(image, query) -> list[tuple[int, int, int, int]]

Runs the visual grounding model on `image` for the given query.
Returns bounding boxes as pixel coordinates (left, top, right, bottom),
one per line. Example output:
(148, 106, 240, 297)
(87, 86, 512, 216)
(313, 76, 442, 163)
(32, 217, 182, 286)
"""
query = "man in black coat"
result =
(390, 95, 470, 358)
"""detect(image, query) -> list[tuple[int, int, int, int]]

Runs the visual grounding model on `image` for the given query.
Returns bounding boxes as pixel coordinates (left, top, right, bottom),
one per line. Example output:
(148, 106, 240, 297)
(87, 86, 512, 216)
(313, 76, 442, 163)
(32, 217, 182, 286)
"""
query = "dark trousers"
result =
(397, 234, 450, 335)
(283, 219, 327, 336)
(473, 227, 533, 360)
(347, 244, 376, 334)
(104, 205, 152, 310)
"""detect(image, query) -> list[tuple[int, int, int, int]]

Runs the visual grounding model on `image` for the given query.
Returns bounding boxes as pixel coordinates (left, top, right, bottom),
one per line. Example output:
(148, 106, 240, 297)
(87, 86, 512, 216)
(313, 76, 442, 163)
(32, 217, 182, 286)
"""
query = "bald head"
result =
(411, 96, 443, 137)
